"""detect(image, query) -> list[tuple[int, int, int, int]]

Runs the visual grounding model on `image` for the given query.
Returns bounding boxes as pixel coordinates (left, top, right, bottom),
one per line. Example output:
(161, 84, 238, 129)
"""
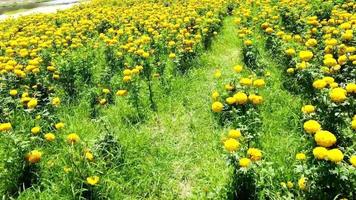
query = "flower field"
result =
(0, 0, 355, 199)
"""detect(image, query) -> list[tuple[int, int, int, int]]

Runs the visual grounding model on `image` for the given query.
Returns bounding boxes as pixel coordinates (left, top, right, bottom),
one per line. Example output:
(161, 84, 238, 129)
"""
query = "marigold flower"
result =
(212, 101, 224, 112)
(44, 133, 56, 141)
(350, 155, 356, 167)
(299, 50, 313, 62)
(233, 65, 243, 73)
(287, 181, 294, 189)
(298, 177, 307, 190)
(52, 97, 61, 107)
(303, 120, 321, 134)
(226, 97, 236, 105)
(313, 79, 327, 89)
(0, 123, 12, 132)
(247, 148, 262, 161)
(239, 158, 251, 168)
(313, 147, 328, 160)
(27, 150, 42, 164)
(55, 122, 65, 130)
(31, 126, 41, 135)
(27, 98, 38, 109)
(86, 176, 100, 186)
(9, 89, 18, 96)
(327, 149, 344, 163)
(253, 79, 265, 88)
(296, 153, 306, 161)
(234, 92, 248, 105)
(223, 138, 240, 152)
(211, 91, 219, 100)
(329, 87, 347, 103)
(67, 133, 80, 144)
(314, 130, 337, 147)
(228, 129, 241, 139)
(301, 105, 315, 114)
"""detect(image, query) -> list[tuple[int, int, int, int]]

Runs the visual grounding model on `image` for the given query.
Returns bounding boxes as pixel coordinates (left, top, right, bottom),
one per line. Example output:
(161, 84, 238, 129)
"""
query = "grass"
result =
(252, 35, 312, 191)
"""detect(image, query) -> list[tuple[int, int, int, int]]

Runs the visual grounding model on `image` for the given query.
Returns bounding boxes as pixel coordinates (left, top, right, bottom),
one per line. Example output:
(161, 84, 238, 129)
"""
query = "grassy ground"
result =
(253, 36, 311, 194)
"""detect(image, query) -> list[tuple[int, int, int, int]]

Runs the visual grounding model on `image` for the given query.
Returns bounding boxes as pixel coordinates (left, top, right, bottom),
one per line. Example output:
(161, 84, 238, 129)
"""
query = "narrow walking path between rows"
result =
(255, 38, 309, 181)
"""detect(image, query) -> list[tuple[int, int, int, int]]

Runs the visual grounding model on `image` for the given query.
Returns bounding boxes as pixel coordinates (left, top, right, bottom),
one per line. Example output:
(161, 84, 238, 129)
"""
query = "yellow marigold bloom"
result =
(303, 120, 321, 134)
(31, 126, 41, 135)
(296, 153, 306, 161)
(345, 83, 356, 93)
(239, 158, 251, 168)
(233, 65, 243, 73)
(212, 101, 224, 113)
(240, 78, 252, 86)
(99, 98, 107, 105)
(329, 82, 338, 88)
(287, 181, 294, 189)
(123, 75, 132, 83)
(225, 84, 234, 91)
(281, 182, 287, 188)
(247, 148, 262, 161)
(299, 50, 313, 62)
(312, 79, 327, 89)
(349, 155, 356, 167)
(224, 138, 240, 152)
(27, 98, 38, 109)
(314, 130, 336, 147)
(52, 97, 61, 107)
(301, 105, 315, 114)
(123, 69, 132, 76)
(64, 166, 72, 173)
(211, 91, 219, 100)
(323, 58, 337, 67)
(27, 150, 42, 164)
(305, 39, 317, 47)
(313, 147, 328, 160)
(265, 27, 274, 34)
(85, 152, 94, 161)
(249, 94, 263, 105)
(329, 87, 347, 103)
(286, 68, 294, 74)
(228, 129, 241, 139)
(323, 76, 334, 84)
(168, 53, 176, 59)
(244, 40, 252, 46)
(234, 92, 248, 105)
(102, 89, 110, 94)
(253, 79, 265, 88)
(214, 69, 222, 78)
(55, 122, 65, 130)
(44, 133, 56, 142)
(327, 149, 344, 163)
(67, 133, 80, 144)
(352, 120, 356, 130)
(298, 177, 307, 190)
(116, 90, 128, 96)
(9, 89, 18, 96)
(226, 97, 236, 105)
(87, 176, 100, 186)
(338, 55, 348, 65)
(0, 123, 12, 132)
(285, 48, 296, 56)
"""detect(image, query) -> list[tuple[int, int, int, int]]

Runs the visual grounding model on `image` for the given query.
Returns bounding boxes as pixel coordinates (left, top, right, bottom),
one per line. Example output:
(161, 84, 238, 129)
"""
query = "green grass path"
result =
(256, 39, 307, 182)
